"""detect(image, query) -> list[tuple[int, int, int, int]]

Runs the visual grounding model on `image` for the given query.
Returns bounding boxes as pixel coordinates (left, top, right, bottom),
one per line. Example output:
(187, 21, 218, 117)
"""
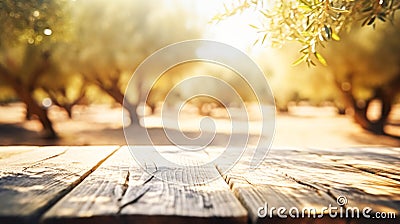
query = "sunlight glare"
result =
(189, 0, 262, 52)
(43, 28, 53, 36)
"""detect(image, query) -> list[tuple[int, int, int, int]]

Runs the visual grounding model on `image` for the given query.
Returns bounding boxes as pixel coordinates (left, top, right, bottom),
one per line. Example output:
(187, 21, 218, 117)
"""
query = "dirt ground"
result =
(0, 103, 399, 148)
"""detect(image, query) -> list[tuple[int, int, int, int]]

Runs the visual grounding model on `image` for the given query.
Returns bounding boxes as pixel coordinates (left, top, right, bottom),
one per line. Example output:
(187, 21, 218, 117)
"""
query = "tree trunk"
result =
(336, 78, 394, 135)
(103, 85, 124, 106)
(0, 64, 57, 139)
(64, 104, 73, 119)
(125, 102, 140, 125)
(99, 85, 140, 125)
(25, 105, 33, 120)
(352, 97, 386, 135)
(20, 89, 58, 139)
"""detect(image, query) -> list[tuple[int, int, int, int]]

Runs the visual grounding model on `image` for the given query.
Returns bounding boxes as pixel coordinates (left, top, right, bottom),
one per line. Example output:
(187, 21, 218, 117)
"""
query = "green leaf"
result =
(310, 60, 316, 66)
(305, 20, 315, 31)
(332, 32, 340, 41)
(299, 5, 312, 11)
(324, 25, 332, 39)
(292, 54, 307, 66)
(299, 0, 312, 8)
(249, 24, 259, 29)
(259, 10, 272, 18)
(319, 33, 327, 41)
(367, 16, 376, 26)
(299, 45, 309, 53)
(378, 15, 386, 22)
(361, 6, 373, 13)
(261, 33, 268, 44)
(314, 52, 327, 66)
(330, 7, 350, 13)
(252, 38, 259, 46)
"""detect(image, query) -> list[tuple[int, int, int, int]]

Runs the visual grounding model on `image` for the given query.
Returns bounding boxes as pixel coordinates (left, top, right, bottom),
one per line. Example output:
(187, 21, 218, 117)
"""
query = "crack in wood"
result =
(305, 150, 400, 183)
(22, 149, 68, 172)
(117, 185, 151, 214)
(117, 170, 157, 214)
(344, 164, 400, 183)
(32, 147, 121, 221)
(115, 170, 130, 202)
(201, 192, 213, 209)
(274, 167, 344, 206)
(6, 146, 399, 223)
(142, 172, 156, 185)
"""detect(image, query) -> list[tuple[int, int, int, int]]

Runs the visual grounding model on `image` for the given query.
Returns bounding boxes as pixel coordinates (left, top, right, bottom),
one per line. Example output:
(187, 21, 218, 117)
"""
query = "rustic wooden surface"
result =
(0, 146, 119, 224)
(42, 146, 247, 224)
(212, 147, 400, 224)
(0, 146, 399, 224)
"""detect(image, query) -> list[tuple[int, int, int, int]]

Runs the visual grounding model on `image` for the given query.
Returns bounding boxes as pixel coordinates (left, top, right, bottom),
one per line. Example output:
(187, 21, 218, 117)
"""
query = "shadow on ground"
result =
(0, 123, 264, 147)
(0, 104, 399, 147)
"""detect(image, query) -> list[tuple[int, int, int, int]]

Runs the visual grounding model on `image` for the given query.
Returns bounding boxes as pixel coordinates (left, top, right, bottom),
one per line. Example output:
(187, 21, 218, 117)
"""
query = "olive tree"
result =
(0, 0, 72, 138)
(71, 0, 202, 124)
(218, 0, 400, 135)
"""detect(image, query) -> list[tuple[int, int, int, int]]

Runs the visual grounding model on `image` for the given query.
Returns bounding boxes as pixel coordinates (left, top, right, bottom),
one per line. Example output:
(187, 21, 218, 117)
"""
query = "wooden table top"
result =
(0, 146, 399, 224)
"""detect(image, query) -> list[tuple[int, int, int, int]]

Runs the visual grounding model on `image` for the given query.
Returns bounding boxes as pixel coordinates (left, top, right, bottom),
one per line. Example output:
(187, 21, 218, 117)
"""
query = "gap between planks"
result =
(2, 146, 399, 224)
(41, 146, 248, 224)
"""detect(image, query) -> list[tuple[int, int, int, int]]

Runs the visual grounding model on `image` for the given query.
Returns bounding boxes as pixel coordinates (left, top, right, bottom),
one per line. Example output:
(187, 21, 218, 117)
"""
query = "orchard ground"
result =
(0, 103, 399, 147)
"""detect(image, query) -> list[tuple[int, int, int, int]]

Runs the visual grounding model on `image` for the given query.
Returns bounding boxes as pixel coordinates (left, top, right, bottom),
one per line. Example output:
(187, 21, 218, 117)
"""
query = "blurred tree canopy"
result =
(216, 0, 400, 65)
(1, 0, 399, 138)
(325, 19, 400, 134)
(70, 0, 202, 124)
(219, 0, 400, 135)
(0, 0, 202, 137)
(0, 0, 72, 138)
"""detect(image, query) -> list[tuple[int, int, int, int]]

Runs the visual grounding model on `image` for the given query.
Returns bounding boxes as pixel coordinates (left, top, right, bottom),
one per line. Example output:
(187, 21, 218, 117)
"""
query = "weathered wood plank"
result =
(267, 148, 400, 211)
(214, 147, 399, 223)
(0, 146, 38, 160)
(211, 148, 337, 223)
(2, 145, 398, 223)
(303, 147, 400, 182)
(42, 146, 247, 224)
(0, 146, 119, 224)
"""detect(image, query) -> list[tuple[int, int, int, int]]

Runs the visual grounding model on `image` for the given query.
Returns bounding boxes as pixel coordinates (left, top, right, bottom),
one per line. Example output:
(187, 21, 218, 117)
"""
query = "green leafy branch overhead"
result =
(213, 0, 400, 66)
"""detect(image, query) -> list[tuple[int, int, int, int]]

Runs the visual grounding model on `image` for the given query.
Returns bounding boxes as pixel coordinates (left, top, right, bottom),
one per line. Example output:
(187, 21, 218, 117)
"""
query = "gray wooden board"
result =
(0, 146, 38, 160)
(42, 146, 247, 224)
(211, 149, 336, 223)
(2, 145, 399, 224)
(207, 147, 400, 223)
(0, 146, 119, 224)
(303, 147, 400, 182)
(267, 148, 400, 211)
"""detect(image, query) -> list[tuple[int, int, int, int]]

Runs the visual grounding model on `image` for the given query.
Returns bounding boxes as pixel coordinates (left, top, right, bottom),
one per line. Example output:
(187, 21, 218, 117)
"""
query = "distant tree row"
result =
(0, 0, 202, 138)
(1, 0, 400, 138)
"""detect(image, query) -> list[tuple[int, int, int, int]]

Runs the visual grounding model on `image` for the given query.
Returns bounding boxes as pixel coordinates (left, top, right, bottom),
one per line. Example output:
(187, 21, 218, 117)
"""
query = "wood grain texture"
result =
(0, 146, 38, 160)
(0, 146, 119, 224)
(268, 148, 400, 211)
(1, 146, 399, 224)
(42, 146, 247, 224)
(212, 147, 400, 224)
